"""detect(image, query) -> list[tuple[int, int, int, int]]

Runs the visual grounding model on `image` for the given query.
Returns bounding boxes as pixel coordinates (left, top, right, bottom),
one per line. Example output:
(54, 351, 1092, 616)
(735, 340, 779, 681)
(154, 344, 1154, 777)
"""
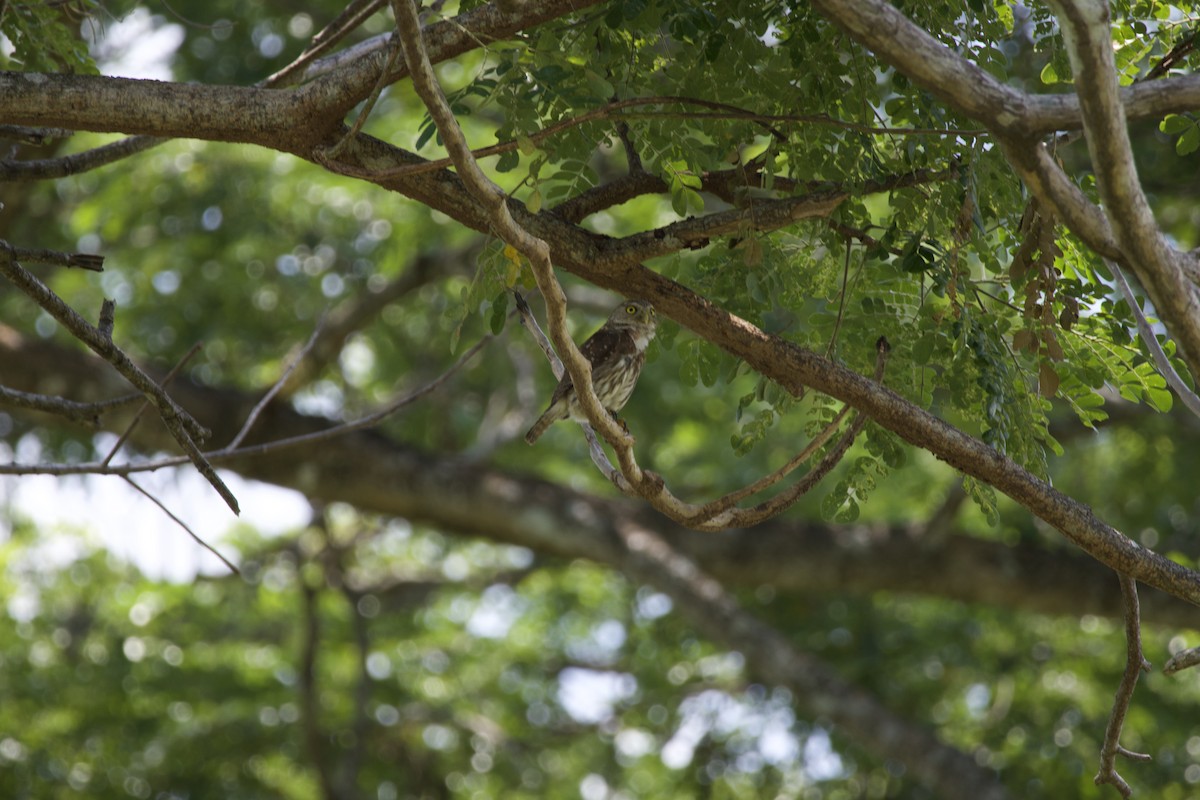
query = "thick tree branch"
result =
(0, 0, 608, 150)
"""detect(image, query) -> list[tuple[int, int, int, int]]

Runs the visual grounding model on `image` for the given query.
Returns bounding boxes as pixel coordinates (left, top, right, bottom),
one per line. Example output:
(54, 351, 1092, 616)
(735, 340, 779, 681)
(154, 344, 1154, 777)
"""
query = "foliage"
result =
(6, 0, 1200, 798)
(0, 1, 97, 74)
(4, 520, 1200, 800)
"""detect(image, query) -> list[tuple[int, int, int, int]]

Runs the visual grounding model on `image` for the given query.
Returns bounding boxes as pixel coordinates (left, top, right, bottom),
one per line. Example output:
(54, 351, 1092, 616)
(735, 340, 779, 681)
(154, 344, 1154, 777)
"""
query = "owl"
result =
(525, 299, 658, 444)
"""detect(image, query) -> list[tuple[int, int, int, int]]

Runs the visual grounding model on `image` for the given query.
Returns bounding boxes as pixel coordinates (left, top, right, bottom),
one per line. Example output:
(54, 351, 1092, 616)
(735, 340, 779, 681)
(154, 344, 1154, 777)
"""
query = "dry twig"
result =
(0, 384, 138, 427)
(9, 245, 104, 272)
(0, 245, 239, 513)
(101, 342, 203, 466)
(123, 476, 241, 575)
(1163, 644, 1200, 675)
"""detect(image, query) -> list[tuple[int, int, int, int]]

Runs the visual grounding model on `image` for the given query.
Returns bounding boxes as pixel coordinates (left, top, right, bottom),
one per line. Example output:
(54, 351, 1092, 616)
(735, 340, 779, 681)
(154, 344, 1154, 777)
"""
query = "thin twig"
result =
(123, 476, 240, 575)
(101, 342, 204, 466)
(1093, 573, 1152, 796)
(227, 320, 326, 450)
(1107, 258, 1200, 419)
(827, 234, 852, 358)
(1163, 643, 1200, 675)
(323, 29, 404, 160)
(265, 0, 386, 87)
(0, 384, 139, 427)
(696, 337, 889, 529)
(687, 403, 854, 522)
(0, 136, 164, 182)
(9, 245, 105, 272)
(218, 333, 491, 459)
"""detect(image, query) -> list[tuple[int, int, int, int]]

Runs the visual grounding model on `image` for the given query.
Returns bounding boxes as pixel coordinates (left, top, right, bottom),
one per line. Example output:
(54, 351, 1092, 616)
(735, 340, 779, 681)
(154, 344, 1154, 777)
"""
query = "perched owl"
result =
(525, 299, 658, 444)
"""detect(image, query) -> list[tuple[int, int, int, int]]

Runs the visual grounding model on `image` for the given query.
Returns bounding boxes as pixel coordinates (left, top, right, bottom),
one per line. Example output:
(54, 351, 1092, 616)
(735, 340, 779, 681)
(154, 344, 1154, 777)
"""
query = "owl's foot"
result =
(609, 412, 631, 436)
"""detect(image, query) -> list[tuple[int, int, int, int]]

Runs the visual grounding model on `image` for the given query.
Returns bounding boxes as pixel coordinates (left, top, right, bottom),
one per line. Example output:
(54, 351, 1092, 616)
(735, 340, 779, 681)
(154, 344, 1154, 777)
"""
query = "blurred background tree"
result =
(4, 1, 1200, 798)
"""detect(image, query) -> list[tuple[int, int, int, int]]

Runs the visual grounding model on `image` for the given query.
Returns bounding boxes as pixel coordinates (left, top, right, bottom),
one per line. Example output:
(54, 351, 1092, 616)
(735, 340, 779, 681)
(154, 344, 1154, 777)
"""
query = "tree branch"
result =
(0, 135, 163, 181)
(0, 243, 239, 514)
(391, 0, 668, 506)
(0, 383, 137, 427)
(1093, 574, 1152, 797)
(1048, 0, 1200, 380)
(1108, 258, 1200, 419)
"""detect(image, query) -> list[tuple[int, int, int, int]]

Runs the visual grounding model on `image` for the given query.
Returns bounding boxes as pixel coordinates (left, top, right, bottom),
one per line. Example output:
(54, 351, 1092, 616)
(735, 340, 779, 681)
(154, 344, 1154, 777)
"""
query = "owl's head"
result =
(608, 299, 657, 332)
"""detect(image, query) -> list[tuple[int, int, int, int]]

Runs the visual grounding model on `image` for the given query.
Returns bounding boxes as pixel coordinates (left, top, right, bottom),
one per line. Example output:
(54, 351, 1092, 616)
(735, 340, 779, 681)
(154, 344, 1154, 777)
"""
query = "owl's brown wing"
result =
(547, 326, 628, 404)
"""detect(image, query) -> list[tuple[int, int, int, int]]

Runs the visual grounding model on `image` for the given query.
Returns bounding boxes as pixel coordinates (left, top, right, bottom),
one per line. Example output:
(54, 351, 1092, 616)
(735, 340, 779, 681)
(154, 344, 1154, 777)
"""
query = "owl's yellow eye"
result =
(626, 305, 637, 314)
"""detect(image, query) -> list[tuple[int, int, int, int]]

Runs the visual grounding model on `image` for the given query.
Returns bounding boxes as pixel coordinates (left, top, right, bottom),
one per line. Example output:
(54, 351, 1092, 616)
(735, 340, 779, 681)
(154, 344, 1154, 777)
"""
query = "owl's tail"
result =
(524, 405, 564, 444)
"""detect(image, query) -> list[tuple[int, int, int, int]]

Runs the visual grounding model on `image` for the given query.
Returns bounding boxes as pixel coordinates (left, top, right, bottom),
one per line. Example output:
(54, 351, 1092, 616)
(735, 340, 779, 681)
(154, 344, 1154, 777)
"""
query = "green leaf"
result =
(1177, 124, 1200, 156)
(913, 333, 936, 365)
(1160, 114, 1192, 135)
(697, 342, 721, 387)
(489, 291, 509, 335)
(679, 341, 699, 386)
(1146, 386, 1174, 412)
(496, 150, 520, 172)
(415, 119, 438, 150)
(526, 187, 543, 214)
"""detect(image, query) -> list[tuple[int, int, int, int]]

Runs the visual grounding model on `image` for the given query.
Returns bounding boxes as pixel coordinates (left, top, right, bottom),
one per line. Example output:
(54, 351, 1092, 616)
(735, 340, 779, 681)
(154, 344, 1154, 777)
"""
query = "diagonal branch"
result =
(1108, 258, 1200, 419)
(391, 0, 662, 498)
(0, 244, 239, 514)
(123, 476, 240, 575)
(1047, 0, 1200, 380)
